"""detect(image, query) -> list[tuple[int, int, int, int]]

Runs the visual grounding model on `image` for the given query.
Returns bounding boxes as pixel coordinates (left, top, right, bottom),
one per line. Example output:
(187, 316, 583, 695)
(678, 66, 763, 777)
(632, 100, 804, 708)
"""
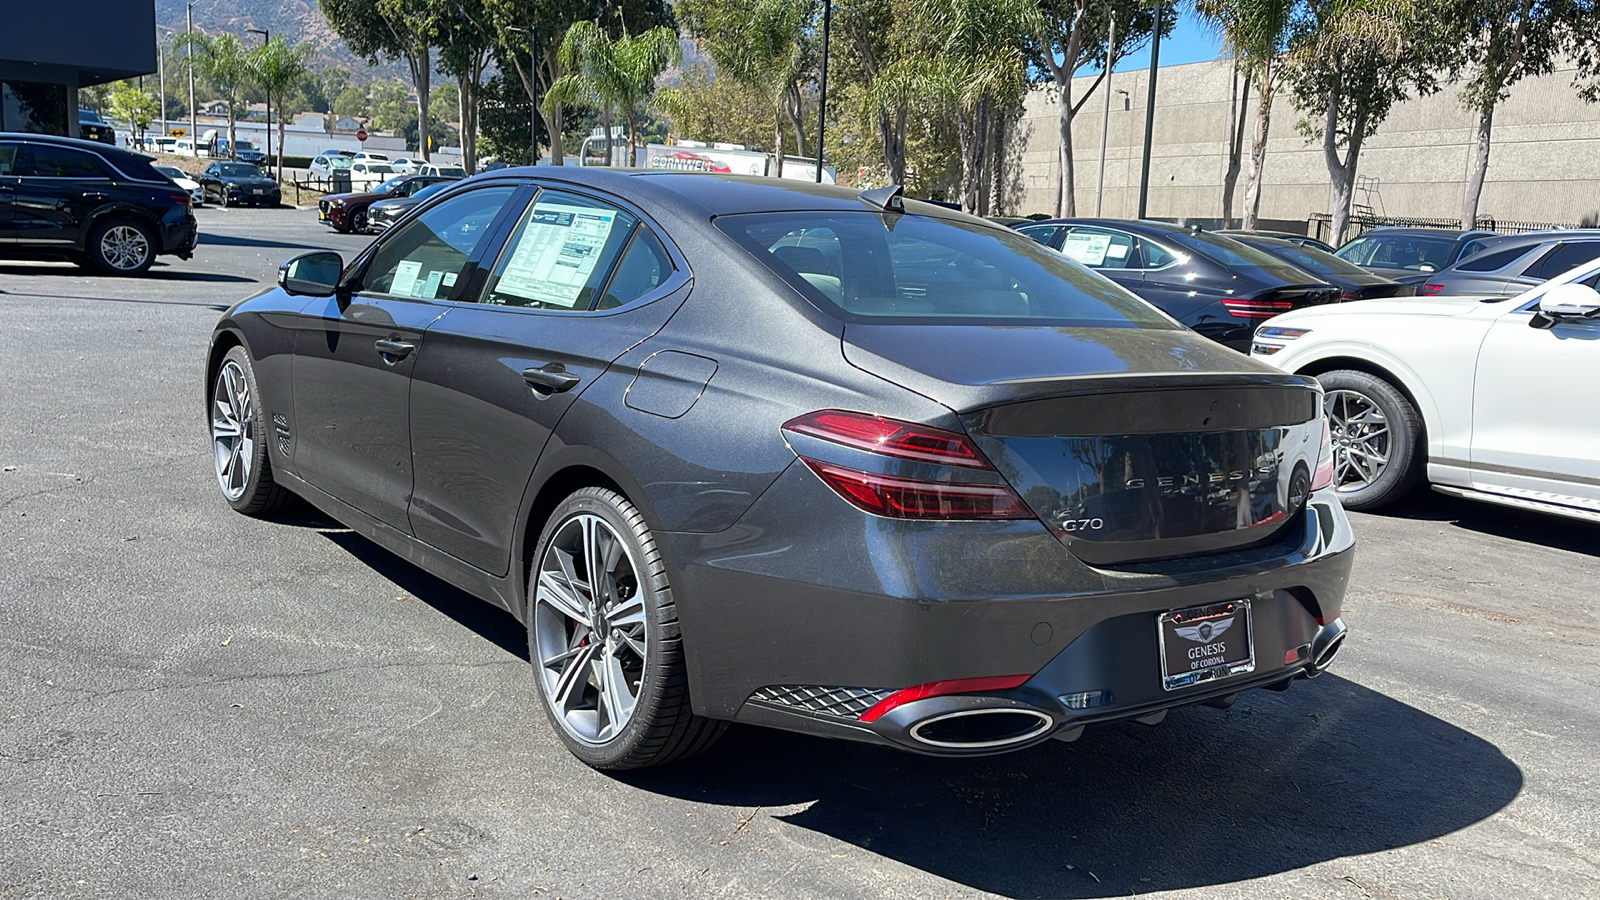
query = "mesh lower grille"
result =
(748, 685, 892, 719)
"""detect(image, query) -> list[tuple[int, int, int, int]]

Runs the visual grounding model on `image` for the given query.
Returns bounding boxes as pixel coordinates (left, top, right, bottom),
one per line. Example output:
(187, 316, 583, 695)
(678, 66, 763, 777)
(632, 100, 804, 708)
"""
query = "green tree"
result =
(107, 81, 159, 143)
(250, 37, 312, 180)
(175, 31, 255, 160)
(1029, 0, 1169, 216)
(368, 79, 411, 131)
(678, 0, 814, 176)
(436, 0, 494, 171)
(654, 62, 773, 147)
(333, 86, 368, 118)
(547, 19, 681, 166)
(321, 0, 443, 159)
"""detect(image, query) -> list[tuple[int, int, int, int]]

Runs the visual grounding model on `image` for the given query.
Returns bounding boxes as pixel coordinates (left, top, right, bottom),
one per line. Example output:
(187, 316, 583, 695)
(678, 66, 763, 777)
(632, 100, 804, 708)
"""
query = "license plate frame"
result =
(1158, 599, 1255, 691)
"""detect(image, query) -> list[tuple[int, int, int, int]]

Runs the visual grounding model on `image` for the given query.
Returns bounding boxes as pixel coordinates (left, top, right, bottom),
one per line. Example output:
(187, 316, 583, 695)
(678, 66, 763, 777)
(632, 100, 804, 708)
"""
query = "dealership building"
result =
(0, 3, 156, 135)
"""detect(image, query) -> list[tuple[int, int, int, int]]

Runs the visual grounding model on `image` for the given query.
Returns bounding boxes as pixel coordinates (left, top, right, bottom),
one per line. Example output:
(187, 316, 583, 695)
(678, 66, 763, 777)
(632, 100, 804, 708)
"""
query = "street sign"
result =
(356, 128, 368, 143)
(169, 128, 186, 137)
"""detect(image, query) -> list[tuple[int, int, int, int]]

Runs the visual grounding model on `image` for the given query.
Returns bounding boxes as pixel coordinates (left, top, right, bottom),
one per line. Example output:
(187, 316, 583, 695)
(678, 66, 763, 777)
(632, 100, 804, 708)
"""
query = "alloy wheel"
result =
(211, 360, 256, 501)
(100, 224, 151, 271)
(1325, 389, 1390, 492)
(533, 513, 648, 746)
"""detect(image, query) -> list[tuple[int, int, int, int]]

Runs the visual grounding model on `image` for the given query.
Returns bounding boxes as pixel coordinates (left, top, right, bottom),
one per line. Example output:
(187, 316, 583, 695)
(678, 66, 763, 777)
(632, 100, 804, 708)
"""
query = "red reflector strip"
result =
(783, 410, 988, 468)
(859, 674, 1032, 723)
(802, 459, 1031, 520)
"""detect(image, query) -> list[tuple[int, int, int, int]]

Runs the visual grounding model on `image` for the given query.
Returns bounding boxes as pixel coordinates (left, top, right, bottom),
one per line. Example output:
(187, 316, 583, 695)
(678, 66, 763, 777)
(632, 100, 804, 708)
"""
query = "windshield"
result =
(1165, 229, 1296, 269)
(435, 167, 466, 176)
(1335, 233, 1455, 271)
(154, 166, 184, 178)
(411, 182, 450, 200)
(1250, 241, 1371, 277)
(377, 176, 409, 193)
(328, 156, 352, 168)
(362, 164, 394, 174)
(718, 212, 1178, 327)
(216, 163, 263, 177)
(79, 109, 103, 123)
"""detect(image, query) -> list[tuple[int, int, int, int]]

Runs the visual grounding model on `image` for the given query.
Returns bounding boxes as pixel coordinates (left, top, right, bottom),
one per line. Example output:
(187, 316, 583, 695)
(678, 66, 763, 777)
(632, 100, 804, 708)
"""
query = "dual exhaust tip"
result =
(878, 616, 1348, 752)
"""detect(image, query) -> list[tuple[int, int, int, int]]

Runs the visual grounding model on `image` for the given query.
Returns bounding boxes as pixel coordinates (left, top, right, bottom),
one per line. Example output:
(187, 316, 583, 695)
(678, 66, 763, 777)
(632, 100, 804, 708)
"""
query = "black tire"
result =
(210, 345, 292, 517)
(219, 190, 230, 208)
(527, 487, 726, 770)
(1317, 369, 1424, 511)
(351, 209, 368, 233)
(84, 218, 157, 276)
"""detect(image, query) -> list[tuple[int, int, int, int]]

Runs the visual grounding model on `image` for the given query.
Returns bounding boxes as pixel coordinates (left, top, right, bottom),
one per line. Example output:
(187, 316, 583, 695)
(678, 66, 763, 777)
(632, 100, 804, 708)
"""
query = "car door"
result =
(0, 141, 21, 243)
(1469, 281, 1600, 510)
(406, 185, 691, 574)
(10, 143, 114, 250)
(288, 183, 521, 533)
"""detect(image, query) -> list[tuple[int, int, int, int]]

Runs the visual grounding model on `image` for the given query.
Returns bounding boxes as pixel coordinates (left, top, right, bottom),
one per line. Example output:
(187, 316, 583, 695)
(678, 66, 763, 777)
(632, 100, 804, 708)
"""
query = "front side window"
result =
(720, 212, 1176, 327)
(478, 190, 642, 310)
(24, 145, 106, 178)
(361, 186, 515, 300)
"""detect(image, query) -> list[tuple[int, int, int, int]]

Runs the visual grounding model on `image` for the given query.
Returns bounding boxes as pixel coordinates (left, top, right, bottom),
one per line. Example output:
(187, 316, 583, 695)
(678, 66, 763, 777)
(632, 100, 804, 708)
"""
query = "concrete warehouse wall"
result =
(1004, 57, 1600, 230)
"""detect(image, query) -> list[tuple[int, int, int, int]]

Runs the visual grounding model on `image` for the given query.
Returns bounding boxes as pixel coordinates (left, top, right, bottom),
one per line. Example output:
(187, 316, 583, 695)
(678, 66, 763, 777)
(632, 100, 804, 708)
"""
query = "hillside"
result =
(153, 0, 407, 81)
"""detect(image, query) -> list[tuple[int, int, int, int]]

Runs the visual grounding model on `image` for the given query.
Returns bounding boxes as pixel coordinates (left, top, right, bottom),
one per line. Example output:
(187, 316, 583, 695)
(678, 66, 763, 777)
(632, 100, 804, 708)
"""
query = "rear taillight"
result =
(1310, 414, 1335, 491)
(168, 192, 191, 207)
(1222, 297, 1296, 319)
(1340, 291, 1360, 302)
(1419, 283, 1443, 295)
(782, 410, 1030, 520)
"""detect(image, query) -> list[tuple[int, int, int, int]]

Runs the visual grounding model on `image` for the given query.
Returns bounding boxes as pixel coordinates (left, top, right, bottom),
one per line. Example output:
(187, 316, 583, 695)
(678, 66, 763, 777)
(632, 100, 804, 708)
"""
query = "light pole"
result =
(247, 28, 269, 164)
(815, 0, 831, 183)
(505, 24, 539, 165)
(1136, 0, 1163, 220)
(187, 0, 210, 156)
(157, 29, 172, 139)
(1094, 9, 1115, 216)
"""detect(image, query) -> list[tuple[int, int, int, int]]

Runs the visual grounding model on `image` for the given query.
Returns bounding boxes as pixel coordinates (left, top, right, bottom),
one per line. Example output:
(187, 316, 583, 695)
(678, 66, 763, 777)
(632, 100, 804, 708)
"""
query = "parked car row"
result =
(317, 174, 462, 233)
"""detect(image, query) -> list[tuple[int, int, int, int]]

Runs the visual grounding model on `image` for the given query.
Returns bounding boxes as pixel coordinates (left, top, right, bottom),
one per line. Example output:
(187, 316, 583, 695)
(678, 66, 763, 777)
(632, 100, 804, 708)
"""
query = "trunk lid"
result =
(844, 324, 1324, 565)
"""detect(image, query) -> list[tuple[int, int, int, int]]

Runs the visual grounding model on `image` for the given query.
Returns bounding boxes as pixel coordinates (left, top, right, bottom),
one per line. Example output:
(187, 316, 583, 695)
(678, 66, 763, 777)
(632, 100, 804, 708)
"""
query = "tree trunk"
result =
(411, 47, 431, 161)
(548, 104, 564, 165)
(457, 72, 472, 173)
(879, 104, 906, 184)
(958, 102, 987, 215)
(1221, 66, 1250, 228)
(277, 101, 287, 182)
(773, 107, 784, 177)
(626, 102, 638, 168)
(227, 103, 237, 161)
(785, 86, 807, 158)
(990, 105, 1007, 216)
(1241, 66, 1273, 231)
(1461, 104, 1493, 228)
(1056, 77, 1075, 217)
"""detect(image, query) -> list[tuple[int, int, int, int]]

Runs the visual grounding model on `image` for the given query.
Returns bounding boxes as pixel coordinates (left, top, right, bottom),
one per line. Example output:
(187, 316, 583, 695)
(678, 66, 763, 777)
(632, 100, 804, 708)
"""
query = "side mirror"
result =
(278, 251, 344, 297)
(1538, 281, 1600, 317)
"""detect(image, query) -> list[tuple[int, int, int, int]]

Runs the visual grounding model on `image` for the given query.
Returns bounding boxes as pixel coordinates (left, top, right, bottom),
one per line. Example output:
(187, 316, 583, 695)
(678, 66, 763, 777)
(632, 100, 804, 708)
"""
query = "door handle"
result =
(374, 338, 415, 361)
(522, 363, 580, 394)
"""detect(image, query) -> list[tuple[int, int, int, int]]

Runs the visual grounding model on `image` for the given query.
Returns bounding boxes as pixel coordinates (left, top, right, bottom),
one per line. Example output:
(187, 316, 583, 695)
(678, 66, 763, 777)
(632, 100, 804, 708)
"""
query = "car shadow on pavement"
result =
(1379, 490, 1600, 557)
(197, 233, 342, 252)
(622, 676, 1522, 899)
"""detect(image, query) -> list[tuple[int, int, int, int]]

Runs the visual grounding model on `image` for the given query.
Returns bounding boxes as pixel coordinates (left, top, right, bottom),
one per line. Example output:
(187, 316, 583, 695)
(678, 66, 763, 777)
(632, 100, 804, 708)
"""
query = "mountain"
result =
(153, 0, 407, 81)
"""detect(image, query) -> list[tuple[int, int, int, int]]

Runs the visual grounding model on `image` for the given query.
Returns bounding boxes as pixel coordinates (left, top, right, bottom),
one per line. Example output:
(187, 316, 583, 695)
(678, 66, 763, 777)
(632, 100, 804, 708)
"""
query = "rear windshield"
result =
(1249, 241, 1372, 277)
(1165, 229, 1295, 269)
(717, 211, 1178, 328)
(215, 163, 262, 176)
(1336, 233, 1455, 270)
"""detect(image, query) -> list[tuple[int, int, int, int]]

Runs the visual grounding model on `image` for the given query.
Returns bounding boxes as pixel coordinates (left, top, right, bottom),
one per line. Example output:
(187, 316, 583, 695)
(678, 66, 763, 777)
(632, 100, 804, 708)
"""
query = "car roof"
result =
(1357, 227, 1494, 240)
(0, 131, 155, 166)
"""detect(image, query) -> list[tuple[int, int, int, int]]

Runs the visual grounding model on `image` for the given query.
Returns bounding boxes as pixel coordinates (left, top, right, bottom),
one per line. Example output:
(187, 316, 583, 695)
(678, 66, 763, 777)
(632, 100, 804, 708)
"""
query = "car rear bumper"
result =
(157, 216, 199, 259)
(662, 461, 1355, 756)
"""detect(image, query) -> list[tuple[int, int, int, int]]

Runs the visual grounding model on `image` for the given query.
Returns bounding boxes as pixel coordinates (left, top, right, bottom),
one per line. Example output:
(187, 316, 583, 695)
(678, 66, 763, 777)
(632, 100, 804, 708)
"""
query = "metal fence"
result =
(1308, 211, 1593, 243)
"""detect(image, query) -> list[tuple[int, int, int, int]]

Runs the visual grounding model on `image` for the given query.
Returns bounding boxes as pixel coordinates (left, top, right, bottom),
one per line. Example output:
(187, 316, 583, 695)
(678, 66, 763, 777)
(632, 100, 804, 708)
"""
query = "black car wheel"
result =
(528, 487, 725, 770)
(351, 209, 368, 233)
(210, 345, 291, 516)
(85, 218, 156, 276)
(219, 190, 231, 208)
(1317, 369, 1423, 511)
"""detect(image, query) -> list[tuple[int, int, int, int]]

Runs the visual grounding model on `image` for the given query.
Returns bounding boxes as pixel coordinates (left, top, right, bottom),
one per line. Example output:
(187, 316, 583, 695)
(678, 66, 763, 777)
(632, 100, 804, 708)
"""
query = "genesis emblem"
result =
(1175, 618, 1235, 643)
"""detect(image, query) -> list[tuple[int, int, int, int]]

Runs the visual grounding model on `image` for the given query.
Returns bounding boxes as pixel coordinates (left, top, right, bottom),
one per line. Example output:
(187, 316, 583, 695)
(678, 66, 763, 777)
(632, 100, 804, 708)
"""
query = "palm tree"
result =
(175, 31, 254, 161)
(250, 37, 311, 182)
(547, 20, 681, 167)
(1194, 0, 1297, 231)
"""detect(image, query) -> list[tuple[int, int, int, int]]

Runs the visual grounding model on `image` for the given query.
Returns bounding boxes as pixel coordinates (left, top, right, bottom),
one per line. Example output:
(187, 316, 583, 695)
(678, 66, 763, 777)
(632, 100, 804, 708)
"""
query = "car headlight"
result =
(1250, 326, 1311, 357)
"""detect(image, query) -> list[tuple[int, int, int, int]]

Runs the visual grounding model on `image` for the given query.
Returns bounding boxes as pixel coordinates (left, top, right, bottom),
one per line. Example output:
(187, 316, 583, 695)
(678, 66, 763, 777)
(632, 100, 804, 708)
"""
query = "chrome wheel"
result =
(99, 224, 151, 271)
(1325, 389, 1390, 491)
(533, 513, 648, 745)
(211, 360, 256, 501)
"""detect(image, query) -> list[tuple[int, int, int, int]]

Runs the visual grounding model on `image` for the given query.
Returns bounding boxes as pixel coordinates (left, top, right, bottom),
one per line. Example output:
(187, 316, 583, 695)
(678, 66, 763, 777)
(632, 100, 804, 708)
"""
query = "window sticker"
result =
(495, 203, 619, 308)
(392, 259, 423, 296)
(1105, 242, 1130, 259)
(1062, 233, 1114, 266)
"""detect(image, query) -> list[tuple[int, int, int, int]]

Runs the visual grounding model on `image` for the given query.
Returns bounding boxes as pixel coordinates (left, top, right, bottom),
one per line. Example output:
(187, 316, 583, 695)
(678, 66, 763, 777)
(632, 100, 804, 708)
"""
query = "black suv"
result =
(0, 134, 198, 275)
(78, 109, 116, 145)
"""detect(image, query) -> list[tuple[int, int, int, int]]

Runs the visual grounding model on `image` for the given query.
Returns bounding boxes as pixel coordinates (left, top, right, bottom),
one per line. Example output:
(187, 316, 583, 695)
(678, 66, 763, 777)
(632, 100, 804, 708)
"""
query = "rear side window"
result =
(718, 212, 1177, 327)
(1455, 245, 1536, 272)
(1061, 227, 1137, 269)
(24, 145, 107, 178)
(0, 142, 18, 175)
(1016, 225, 1061, 248)
(478, 190, 640, 310)
(1529, 241, 1600, 280)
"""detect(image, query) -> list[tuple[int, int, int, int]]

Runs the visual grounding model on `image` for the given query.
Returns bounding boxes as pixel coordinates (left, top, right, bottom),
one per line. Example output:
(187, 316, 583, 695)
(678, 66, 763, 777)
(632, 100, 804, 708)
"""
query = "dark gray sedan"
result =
(204, 169, 1354, 769)
(1417, 230, 1600, 296)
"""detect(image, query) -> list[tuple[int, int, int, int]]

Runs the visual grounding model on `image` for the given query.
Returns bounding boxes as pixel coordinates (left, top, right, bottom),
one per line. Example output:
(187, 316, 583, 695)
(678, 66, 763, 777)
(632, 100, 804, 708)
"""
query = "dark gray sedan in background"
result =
(206, 170, 1353, 769)
(1416, 230, 1600, 296)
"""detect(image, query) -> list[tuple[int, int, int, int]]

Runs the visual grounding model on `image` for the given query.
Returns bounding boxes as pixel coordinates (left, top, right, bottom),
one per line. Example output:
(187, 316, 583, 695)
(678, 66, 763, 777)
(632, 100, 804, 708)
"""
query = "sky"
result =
(1105, 6, 1226, 74)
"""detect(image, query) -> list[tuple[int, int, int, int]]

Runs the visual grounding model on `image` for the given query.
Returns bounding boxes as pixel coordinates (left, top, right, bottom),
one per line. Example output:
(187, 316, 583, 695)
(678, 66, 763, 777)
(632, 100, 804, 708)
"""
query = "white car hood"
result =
(1276, 294, 1496, 324)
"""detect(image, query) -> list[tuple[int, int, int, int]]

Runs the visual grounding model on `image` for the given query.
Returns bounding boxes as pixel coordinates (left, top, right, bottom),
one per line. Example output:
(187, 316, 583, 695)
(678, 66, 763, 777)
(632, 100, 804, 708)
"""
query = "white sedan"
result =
(1252, 257, 1600, 522)
(153, 164, 204, 206)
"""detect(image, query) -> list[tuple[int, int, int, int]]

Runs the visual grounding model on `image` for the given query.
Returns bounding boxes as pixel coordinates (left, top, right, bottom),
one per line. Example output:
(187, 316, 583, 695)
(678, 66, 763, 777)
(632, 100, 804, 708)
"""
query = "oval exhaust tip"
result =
(908, 708, 1054, 750)
(1306, 625, 1347, 678)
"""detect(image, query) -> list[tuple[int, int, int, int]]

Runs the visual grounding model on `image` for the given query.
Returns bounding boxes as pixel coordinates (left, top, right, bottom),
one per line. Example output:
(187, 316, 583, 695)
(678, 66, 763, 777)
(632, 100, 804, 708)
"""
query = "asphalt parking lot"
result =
(2, 206, 1597, 900)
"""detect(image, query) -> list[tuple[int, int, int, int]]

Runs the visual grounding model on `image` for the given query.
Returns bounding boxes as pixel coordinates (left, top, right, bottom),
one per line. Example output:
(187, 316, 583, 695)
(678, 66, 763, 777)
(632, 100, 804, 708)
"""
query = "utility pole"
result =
(1095, 9, 1115, 216)
(247, 28, 269, 164)
(815, 0, 831, 183)
(1136, 0, 1163, 219)
(157, 30, 168, 139)
(187, 0, 208, 156)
